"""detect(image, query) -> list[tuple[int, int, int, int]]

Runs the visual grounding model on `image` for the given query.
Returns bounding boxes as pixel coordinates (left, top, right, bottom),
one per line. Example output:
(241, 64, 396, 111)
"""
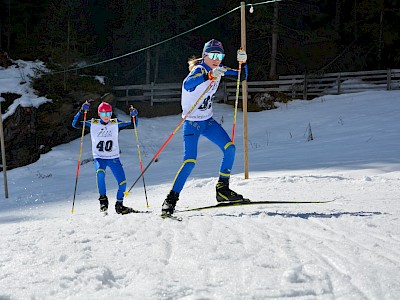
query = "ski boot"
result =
(161, 190, 179, 216)
(99, 195, 109, 213)
(115, 201, 136, 215)
(216, 177, 245, 202)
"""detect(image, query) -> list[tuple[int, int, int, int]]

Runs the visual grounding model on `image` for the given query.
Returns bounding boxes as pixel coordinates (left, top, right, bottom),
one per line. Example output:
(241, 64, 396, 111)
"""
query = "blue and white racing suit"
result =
(72, 112, 136, 200)
(171, 61, 248, 193)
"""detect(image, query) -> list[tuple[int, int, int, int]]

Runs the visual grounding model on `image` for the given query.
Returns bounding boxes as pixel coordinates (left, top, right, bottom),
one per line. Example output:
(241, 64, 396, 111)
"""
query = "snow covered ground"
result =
(0, 60, 50, 119)
(1, 78, 400, 298)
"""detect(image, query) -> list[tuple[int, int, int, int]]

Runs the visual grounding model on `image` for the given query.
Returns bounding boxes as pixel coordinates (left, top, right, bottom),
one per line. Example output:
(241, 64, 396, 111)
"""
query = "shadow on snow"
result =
(211, 211, 385, 219)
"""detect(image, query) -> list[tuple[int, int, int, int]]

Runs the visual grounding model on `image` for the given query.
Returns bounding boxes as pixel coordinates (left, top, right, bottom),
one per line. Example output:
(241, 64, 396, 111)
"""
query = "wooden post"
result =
(0, 100, 9, 198)
(303, 73, 308, 100)
(387, 69, 392, 90)
(222, 82, 227, 103)
(291, 78, 296, 99)
(240, 2, 249, 179)
(150, 82, 155, 106)
(337, 73, 341, 95)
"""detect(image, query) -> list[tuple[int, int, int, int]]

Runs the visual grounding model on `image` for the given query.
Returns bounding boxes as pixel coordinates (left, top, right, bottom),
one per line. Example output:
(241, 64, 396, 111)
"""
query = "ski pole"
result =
(125, 106, 149, 208)
(231, 61, 242, 143)
(127, 81, 214, 193)
(71, 105, 88, 214)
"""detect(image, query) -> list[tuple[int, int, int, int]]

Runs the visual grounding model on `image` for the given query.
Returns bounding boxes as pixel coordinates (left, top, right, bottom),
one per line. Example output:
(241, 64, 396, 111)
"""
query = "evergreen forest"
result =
(1, 0, 399, 85)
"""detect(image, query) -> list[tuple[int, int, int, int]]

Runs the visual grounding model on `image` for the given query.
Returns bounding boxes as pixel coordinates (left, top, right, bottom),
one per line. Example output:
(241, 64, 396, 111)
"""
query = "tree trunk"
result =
(377, 3, 384, 68)
(269, 1, 279, 79)
(153, 0, 162, 84)
(64, 17, 71, 91)
(6, 0, 11, 53)
(153, 46, 160, 84)
(334, 0, 341, 32)
(353, 0, 358, 40)
(145, 0, 152, 84)
(146, 49, 151, 84)
(67, 17, 70, 67)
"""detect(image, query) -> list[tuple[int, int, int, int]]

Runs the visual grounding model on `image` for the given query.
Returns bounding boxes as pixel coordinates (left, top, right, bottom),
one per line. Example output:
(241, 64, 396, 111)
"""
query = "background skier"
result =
(72, 101, 138, 215)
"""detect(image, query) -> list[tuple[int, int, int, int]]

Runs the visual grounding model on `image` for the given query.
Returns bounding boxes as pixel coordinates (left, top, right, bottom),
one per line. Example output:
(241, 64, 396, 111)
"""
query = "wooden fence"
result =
(113, 82, 181, 106)
(113, 69, 400, 106)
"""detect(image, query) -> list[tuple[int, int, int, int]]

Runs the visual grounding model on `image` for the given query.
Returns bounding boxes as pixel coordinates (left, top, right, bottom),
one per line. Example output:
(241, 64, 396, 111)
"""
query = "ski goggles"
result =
(206, 52, 225, 60)
(99, 112, 112, 117)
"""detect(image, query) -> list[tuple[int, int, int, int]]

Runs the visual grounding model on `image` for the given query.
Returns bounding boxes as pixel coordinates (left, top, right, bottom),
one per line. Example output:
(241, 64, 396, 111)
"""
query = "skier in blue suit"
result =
(72, 101, 138, 214)
(162, 39, 248, 216)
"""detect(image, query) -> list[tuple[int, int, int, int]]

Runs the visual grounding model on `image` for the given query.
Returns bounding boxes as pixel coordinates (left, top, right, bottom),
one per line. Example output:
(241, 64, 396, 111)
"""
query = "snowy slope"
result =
(0, 60, 50, 119)
(1, 90, 400, 299)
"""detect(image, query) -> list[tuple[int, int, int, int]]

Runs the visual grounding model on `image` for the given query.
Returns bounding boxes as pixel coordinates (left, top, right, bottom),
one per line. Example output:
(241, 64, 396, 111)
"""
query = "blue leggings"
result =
(94, 158, 127, 200)
(171, 118, 235, 193)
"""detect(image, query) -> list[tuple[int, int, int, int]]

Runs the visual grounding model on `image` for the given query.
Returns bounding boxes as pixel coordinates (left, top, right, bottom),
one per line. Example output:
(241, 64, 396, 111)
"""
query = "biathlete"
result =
(72, 101, 138, 215)
(162, 39, 248, 217)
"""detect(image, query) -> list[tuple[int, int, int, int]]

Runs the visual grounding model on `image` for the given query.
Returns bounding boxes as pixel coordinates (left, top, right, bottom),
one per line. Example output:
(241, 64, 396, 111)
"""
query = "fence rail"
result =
(113, 69, 400, 105)
(113, 82, 182, 105)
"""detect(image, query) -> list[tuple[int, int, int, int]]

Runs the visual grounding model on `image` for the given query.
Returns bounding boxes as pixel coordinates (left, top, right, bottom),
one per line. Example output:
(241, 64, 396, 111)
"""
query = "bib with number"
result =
(90, 118, 120, 159)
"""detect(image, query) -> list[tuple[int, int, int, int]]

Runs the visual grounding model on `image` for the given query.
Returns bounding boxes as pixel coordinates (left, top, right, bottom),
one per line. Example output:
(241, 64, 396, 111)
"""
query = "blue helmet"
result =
(202, 39, 224, 57)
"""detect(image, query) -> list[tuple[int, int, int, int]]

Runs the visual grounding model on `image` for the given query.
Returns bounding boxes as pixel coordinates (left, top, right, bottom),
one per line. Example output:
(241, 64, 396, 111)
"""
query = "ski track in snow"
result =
(1, 174, 400, 299)
(1, 90, 400, 299)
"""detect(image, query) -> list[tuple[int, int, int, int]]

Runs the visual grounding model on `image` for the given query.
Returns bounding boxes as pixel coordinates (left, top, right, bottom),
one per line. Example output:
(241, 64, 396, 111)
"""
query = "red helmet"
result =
(98, 102, 112, 113)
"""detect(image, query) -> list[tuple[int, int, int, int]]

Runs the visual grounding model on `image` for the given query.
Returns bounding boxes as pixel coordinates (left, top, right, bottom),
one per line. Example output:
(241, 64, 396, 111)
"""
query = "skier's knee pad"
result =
(119, 179, 127, 188)
(182, 159, 196, 172)
(223, 142, 236, 157)
(176, 159, 196, 179)
(96, 168, 106, 180)
(116, 180, 127, 200)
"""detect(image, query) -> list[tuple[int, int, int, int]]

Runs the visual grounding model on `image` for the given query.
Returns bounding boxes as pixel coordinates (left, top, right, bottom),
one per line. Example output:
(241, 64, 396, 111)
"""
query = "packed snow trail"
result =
(1, 174, 400, 299)
(1, 90, 400, 299)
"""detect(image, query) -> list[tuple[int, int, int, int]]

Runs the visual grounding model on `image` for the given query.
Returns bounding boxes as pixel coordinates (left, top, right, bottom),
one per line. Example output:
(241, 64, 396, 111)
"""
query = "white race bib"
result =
(181, 65, 220, 121)
(90, 119, 120, 159)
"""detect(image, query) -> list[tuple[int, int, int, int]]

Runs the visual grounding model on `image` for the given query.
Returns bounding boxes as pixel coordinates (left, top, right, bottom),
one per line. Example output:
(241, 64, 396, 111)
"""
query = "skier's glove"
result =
(81, 101, 90, 112)
(208, 67, 227, 80)
(129, 108, 138, 117)
(237, 49, 247, 63)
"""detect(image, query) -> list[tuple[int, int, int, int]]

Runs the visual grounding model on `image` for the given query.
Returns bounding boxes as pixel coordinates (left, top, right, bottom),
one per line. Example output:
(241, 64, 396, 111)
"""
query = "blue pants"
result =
(94, 158, 127, 201)
(171, 118, 235, 193)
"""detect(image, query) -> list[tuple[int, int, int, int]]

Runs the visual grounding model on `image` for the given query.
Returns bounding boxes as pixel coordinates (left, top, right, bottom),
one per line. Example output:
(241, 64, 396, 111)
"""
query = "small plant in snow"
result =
(249, 140, 261, 149)
(305, 122, 314, 141)
(266, 130, 271, 146)
(36, 171, 52, 179)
